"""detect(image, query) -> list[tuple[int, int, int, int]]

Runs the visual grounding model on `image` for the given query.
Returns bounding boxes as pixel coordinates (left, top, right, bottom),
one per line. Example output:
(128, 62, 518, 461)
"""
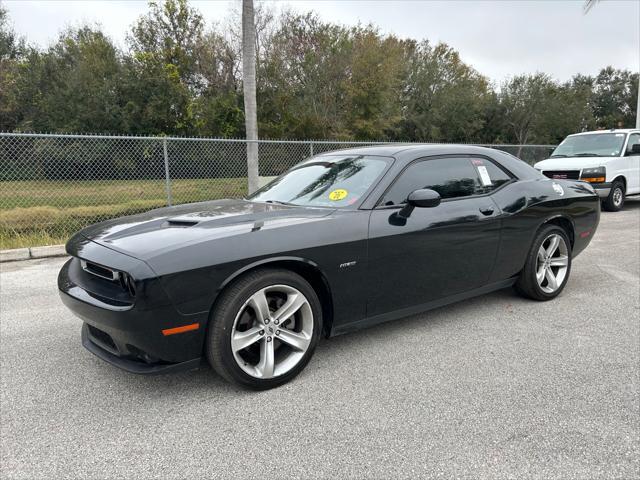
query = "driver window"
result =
(380, 157, 482, 206)
(626, 133, 640, 155)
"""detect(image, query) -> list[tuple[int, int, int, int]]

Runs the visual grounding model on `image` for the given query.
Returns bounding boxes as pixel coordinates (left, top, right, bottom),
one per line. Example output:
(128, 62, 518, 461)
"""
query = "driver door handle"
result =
(479, 206, 495, 216)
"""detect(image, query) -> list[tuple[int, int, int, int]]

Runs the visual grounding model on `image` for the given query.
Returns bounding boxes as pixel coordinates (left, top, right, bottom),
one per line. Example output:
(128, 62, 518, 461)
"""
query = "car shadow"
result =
(621, 197, 640, 209)
(88, 285, 526, 397)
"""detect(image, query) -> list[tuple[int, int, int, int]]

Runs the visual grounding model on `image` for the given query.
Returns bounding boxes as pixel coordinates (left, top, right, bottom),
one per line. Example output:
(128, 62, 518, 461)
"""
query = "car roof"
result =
(315, 143, 541, 181)
(316, 143, 502, 160)
(570, 129, 639, 136)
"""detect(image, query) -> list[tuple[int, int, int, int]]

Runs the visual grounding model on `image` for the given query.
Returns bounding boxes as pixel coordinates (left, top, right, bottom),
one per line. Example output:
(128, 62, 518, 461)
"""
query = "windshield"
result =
(551, 133, 626, 158)
(248, 155, 391, 208)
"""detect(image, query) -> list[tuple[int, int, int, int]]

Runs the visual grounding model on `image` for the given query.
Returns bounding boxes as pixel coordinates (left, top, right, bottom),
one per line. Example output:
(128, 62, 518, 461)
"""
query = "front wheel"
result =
(602, 180, 625, 212)
(515, 225, 572, 301)
(206, 268, 322, 390)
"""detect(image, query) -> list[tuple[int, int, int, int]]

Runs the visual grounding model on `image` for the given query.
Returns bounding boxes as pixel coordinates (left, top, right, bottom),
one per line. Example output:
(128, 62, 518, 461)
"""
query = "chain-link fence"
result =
(0, 132, 556, 249)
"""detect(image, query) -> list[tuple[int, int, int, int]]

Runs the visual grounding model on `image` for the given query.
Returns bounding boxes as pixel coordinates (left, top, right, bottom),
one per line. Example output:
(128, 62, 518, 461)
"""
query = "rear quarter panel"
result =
(490, 178, 599, 282)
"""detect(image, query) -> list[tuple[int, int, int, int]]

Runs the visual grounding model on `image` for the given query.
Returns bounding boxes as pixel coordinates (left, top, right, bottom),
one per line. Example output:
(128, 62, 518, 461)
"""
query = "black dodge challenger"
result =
(59, 145, 600, 389)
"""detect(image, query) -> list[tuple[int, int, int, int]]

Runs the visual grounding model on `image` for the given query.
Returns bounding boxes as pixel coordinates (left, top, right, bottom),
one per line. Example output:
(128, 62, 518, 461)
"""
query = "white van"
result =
(534, 129, 640, 211)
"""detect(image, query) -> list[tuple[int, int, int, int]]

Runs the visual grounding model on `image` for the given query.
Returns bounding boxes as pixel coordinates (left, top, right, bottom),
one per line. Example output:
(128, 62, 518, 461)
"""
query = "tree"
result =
(401, 41, 492, 142)
(0, 4, 23, 60)
(1, 1, 635, 143)
(192, 29, 243, 137)
(129, 0, 204, 88)
(591, 67, 638, 129)
(258, 11, 351, 138)
(500, 73, 556, 155)
(341, 26, 410, 140)
(125, 0, 205, 134)
(0, 4, 26, 130)
(120, 51, 193, 135)
(8, 27, 124, 133)
(243, 0, 259, 193)
(535, 80, 594, 143)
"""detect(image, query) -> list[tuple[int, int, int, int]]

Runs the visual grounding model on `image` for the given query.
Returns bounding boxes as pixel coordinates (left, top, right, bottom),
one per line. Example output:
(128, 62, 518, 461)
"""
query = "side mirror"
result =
(397, 189, 441, 219)
(408, 189, 441, 208)
(629, 143, 640, 155)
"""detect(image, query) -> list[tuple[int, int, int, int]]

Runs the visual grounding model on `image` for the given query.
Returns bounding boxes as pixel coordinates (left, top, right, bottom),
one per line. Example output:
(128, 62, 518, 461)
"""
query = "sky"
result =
(3, 0, 639, 84)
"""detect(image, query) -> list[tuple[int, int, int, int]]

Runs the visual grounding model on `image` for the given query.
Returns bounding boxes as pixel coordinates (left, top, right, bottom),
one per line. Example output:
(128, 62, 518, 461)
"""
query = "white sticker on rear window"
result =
(477, 165, 492, 186)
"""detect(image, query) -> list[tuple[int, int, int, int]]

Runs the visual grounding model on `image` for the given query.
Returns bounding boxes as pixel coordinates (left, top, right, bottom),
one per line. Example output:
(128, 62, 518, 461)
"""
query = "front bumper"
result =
(589, 182, 612, 199)
(81, 323, 202, 374)
(59, 257, 207, 374)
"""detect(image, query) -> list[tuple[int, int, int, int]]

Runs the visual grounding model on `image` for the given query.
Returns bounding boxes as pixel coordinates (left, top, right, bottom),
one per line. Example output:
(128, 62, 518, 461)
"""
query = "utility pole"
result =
(242, 0, 259, 194)
(636, 77, 640, 129)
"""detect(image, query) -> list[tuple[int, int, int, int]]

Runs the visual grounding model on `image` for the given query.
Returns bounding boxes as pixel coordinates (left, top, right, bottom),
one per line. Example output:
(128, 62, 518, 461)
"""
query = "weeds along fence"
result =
(0, 133, 556, 249)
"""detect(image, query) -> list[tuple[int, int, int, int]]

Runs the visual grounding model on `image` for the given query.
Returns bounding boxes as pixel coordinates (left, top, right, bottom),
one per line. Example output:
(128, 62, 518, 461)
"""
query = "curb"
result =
(0, 245, 67, 263)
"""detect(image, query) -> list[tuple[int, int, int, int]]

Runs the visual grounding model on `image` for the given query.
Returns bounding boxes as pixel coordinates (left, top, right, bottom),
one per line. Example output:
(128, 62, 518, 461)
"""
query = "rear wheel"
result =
(515, 225, 572, 301)
(602, 179, 625, 212)
(206, 268, 322, 390)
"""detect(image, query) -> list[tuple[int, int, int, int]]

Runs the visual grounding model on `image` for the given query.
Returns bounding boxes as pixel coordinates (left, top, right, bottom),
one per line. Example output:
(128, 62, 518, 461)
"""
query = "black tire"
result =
(515, 224, 572, 301)
(602, 179, 625, 212)
(206, 268, 322, 390)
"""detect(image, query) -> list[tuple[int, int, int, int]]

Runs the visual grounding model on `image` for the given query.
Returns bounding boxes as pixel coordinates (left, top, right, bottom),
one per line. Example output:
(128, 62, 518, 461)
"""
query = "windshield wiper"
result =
(264, 200, 297, 206)
(550, 154, 567, 158)
(569, 153, 603, 157)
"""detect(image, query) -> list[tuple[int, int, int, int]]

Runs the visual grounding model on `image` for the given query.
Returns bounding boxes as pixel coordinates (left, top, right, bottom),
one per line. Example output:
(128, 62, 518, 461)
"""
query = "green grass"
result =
(0, 230, 71, 250)
(0, 178, 247, 249)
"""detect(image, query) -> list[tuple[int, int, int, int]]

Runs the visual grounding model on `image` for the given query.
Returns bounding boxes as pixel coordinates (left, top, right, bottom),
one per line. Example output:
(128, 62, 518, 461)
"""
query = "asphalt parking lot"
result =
(1, 200, 639, 479)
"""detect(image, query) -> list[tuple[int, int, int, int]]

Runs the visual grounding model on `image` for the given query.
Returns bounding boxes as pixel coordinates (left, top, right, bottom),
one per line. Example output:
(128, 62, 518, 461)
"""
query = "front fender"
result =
(215, 255, 328, 294)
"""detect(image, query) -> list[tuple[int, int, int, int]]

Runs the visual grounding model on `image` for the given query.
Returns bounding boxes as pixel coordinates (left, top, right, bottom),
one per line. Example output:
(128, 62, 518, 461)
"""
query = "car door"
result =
(623, 133, 640, 194)
(366, 155, 510, 318)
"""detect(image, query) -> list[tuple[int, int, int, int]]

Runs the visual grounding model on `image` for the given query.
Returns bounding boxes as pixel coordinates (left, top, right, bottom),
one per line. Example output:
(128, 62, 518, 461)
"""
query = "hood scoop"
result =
(166, 217, 200, 227)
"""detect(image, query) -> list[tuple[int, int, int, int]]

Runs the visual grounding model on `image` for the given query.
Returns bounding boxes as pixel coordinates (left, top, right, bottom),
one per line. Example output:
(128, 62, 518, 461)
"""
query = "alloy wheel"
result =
(613, 187, 623, 207)
(231, 284, 314, 379)
(536, 233, 569, 294)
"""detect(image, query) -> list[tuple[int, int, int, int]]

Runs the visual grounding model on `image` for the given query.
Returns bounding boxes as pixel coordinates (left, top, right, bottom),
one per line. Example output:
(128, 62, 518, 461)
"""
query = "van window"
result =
(551, 133, 626, 158)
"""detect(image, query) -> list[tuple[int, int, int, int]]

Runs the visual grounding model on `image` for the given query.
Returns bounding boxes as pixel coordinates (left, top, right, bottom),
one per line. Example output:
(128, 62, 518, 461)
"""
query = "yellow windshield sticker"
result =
(329, 189, 348, 201)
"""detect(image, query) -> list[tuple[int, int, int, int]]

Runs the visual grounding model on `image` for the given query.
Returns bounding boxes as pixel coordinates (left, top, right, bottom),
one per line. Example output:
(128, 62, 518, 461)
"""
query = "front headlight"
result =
(580, 166, 606, 183)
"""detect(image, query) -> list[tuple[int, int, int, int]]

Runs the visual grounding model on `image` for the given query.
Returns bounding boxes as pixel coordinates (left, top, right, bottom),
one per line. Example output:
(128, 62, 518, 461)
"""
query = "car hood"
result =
(534, 156, 613, 170)
(78, 199, 335, 261)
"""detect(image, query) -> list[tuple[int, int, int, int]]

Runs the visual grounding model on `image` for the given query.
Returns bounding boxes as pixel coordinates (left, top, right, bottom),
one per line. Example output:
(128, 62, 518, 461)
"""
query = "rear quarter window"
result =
(470, 158, 513, 194)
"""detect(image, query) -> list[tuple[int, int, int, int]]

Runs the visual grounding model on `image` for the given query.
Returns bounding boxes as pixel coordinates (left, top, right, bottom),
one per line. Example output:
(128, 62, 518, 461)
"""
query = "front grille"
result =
(542, 170, 580, 180)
